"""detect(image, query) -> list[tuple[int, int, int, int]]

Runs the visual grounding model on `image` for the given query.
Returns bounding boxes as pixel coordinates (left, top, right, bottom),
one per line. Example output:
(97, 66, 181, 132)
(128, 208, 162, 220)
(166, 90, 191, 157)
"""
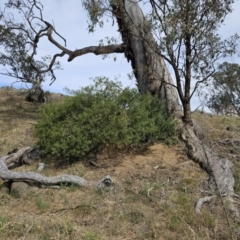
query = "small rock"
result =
(11, 182, 31, 198)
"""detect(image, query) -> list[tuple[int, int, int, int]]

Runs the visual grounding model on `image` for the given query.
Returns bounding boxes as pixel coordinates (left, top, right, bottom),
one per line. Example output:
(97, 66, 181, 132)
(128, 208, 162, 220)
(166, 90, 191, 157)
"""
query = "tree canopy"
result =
(0, 10, 61, 86)
(203, 62, 240, 115)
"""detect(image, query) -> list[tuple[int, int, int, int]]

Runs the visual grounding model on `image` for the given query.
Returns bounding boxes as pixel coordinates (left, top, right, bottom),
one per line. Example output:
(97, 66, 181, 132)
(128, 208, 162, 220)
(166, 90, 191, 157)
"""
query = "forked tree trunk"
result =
(114, 0, 239, 218)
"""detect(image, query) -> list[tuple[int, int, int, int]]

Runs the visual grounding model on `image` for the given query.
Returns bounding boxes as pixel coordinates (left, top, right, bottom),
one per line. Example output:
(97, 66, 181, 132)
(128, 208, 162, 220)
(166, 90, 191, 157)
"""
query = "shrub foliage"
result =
(35, 77, 176, 161)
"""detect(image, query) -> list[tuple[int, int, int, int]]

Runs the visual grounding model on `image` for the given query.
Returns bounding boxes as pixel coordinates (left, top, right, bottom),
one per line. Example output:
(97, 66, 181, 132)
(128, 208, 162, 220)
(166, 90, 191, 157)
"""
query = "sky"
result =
(0, 0, 134, 92)
(0, 0, 240, 109)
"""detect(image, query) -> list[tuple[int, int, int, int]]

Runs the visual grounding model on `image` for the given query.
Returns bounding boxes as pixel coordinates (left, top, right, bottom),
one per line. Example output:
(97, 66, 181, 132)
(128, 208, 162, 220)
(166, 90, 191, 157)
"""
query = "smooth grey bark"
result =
(2, 146, 33, 169)
(0, 157, 87, 186)
(113, 0, 182, 115)
(0, 148, 113, 189)
(0, 157, 114, 189)
(181, 123, 239, 218)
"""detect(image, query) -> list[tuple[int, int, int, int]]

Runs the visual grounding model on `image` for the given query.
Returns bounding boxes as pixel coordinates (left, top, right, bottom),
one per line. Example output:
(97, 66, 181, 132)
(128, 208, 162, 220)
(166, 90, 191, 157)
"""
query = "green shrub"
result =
(35, 77, 176, 161)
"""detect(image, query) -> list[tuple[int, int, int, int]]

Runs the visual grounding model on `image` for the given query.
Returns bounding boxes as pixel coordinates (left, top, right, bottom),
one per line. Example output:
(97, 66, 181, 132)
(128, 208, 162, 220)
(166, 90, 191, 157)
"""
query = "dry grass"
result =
(0, 88, 239, 239)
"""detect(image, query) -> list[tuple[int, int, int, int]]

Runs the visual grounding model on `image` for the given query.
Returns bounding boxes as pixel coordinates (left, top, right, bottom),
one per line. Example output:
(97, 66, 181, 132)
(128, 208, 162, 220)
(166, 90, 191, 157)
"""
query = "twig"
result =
(89, 160, 100, 168)
(147, 187, 154, 198)
(195, 195, 216, 214)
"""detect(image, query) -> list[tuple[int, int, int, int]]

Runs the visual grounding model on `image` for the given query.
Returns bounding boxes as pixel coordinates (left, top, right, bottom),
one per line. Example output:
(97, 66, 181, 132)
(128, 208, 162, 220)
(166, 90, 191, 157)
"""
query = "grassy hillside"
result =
(0, 88, 239, 240)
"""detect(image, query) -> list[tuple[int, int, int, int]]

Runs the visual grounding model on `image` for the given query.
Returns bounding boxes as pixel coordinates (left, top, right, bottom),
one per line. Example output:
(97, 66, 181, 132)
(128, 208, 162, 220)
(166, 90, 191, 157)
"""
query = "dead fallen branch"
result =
(0, 157, 87, 186)
(195, 195, 216, 214)
(37, 163, 46, 172)
(0, 148, 113, 192)
(0, 158, 113, 189)
(1, 146, 39, 169)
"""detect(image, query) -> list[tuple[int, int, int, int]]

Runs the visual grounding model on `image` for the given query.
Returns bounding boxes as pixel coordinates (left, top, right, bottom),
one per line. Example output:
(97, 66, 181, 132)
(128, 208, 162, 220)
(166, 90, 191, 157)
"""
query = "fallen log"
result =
(0, 158, 87, 186)
(0, 158, 113, 191)
(0, 148, 113, 192)
(1, 146, 39, 169)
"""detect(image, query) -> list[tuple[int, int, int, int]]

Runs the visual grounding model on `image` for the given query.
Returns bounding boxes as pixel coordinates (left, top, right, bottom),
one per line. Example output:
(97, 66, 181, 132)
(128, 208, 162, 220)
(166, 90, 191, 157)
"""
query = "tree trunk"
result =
(181, 123, 239, 218)
(115, 0, 239, 219)
(113, 0, 182, 115)
(182, 101, 193, 125)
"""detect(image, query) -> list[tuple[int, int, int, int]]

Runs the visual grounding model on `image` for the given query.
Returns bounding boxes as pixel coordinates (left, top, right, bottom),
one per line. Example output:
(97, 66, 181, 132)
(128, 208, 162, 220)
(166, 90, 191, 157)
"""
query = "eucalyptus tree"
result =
(0, 20, 60, 100)
(0, 0, 239, 218)
(203, 62, 240, 116)
(0, 23, 60, 86)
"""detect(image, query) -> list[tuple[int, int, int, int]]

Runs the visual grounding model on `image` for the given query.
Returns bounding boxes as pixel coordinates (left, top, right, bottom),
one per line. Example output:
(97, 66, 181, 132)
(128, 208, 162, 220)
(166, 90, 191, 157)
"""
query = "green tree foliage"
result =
(35, 77, 176, 161)
(147, 0, 239, 123)
(0, 21, 61, 85)
(204, 62, 240, 115)
(0, 23, 35, 81)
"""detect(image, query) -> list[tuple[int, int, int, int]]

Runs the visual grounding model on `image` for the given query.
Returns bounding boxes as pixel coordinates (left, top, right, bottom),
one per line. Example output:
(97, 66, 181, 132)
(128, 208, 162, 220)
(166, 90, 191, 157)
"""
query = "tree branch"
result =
(0, 147, 114, 189)
(68, 44, 125, 61)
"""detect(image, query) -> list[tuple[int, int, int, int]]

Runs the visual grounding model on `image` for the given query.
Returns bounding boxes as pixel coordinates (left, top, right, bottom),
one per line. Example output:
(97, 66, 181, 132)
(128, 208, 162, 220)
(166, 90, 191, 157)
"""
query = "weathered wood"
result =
(0, 158, 87, 186)
(37, 163, 46, 172)
(2, 146, 35, 169)
(0, 153, 113, 194)
(25, 86, 45, 103)
(195, 195, 216, 214)
(181, 123, 240, 218)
